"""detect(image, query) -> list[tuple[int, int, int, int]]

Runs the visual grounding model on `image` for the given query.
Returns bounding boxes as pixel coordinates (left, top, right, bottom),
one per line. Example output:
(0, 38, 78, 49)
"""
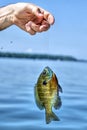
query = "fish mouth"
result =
(46, 72, 54, 82)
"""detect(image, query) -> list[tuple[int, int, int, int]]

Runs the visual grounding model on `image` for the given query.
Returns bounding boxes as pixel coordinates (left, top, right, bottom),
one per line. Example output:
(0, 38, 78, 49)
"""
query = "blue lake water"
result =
(0, 58, 87, 130)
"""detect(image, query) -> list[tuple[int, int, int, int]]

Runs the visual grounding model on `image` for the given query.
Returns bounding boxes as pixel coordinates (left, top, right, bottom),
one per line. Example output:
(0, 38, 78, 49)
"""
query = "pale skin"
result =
(0, 3, 55, 35)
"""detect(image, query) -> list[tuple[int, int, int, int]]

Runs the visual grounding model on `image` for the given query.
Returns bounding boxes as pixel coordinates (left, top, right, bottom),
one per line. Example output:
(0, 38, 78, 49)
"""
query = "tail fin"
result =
(46, 112, 60, 124)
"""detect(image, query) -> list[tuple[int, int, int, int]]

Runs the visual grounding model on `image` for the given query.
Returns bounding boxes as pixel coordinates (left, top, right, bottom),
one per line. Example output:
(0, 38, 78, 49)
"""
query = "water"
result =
(0, 58, 87, 130)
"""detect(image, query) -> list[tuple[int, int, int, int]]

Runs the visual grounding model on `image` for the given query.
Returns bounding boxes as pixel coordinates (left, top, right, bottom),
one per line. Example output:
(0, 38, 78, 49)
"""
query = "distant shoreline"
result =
(0, 52, 87, 62)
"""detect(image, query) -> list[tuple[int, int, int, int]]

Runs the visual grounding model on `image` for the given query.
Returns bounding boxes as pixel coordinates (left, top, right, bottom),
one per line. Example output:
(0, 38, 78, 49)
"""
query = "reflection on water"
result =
(0, 58, 87, 130)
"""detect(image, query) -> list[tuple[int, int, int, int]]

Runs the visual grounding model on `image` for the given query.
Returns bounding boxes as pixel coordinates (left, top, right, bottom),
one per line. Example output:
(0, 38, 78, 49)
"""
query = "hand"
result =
(12, 3, 55, 35)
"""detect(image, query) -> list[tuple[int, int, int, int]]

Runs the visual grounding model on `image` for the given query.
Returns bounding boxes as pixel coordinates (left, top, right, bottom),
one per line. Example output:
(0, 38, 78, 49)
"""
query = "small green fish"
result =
(34, 66, 62, 124)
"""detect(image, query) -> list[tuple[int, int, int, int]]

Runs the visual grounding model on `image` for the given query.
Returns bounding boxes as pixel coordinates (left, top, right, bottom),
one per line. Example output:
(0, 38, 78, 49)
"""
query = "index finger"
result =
(29, 4, 55, 25)
(40, 8, 55, 25)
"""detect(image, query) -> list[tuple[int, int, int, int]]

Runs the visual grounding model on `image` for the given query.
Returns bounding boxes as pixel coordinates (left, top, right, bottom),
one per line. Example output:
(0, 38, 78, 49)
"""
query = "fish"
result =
(34, 66, 62, 124)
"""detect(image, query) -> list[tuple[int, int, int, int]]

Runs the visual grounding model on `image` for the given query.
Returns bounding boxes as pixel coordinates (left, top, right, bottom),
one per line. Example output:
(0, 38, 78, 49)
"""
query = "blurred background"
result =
(0, 0, 87, 60)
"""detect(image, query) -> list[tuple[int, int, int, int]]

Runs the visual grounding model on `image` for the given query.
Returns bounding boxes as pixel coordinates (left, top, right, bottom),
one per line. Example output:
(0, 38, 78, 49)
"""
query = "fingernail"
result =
(48, 15, 55, 25)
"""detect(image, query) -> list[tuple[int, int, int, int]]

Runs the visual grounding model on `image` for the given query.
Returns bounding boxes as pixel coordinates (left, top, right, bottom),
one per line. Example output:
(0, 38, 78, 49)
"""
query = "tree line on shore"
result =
(0, 52, 86, 62)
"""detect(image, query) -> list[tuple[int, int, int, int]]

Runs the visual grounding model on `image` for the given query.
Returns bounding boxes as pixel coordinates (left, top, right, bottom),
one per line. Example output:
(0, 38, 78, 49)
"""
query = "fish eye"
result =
(43, 80, 47, 85)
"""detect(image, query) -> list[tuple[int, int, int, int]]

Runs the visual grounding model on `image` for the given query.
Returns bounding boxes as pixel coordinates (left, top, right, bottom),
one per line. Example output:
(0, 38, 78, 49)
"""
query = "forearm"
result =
(0, 5, 14, 30)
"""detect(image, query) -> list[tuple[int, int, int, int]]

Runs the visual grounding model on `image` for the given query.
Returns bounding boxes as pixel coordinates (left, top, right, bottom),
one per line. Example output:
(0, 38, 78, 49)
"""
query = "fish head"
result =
(41, 67, 63, 92)
(39, 66, 53, 85)
(37, 66, 62, 92)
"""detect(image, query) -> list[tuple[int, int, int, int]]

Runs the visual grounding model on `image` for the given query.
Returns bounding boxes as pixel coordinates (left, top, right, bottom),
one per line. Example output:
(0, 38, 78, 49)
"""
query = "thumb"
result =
(32, 7, 44, 24)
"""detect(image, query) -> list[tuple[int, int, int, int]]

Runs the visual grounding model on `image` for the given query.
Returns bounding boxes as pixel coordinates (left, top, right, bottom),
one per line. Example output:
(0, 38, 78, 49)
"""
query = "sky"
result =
(0, 0, 87, 60)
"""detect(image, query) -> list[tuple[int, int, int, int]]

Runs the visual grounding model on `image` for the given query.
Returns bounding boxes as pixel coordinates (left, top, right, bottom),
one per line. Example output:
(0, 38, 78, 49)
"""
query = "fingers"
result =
(15, 3, 55, 35)
(43, 11, 55, 25)
(31, 5, 55, 25)
(25, 23, 36, 35)
(32, 7, 44, 24)
(40, 20, 50, 31)
(25, 21, 50, 33)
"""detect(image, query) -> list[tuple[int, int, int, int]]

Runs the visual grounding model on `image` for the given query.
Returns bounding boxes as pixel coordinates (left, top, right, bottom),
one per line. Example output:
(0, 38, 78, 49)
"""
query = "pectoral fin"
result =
(34, 85, 44, 110)
(54, 96, 62, 110)
(58, 84, 63, 93)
